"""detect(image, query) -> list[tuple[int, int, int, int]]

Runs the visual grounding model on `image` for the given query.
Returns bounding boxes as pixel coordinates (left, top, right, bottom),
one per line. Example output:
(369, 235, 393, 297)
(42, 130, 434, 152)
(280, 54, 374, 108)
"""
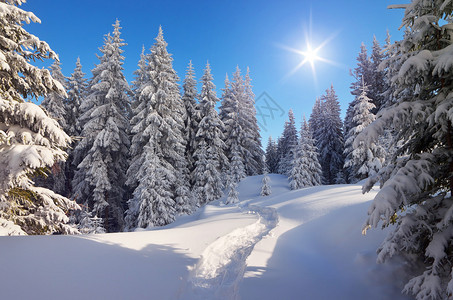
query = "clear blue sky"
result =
(21, 0, 405, 146)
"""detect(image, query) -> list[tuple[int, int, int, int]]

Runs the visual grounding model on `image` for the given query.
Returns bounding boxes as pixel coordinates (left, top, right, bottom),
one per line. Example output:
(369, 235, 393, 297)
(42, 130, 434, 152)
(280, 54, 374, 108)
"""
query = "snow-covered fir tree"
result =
(350, 42, 372, 97)
(130, 45, 149, 111)
(220, 75, 237, 167)
(126, 27, 190, 229)
(78, 206, 106, 234)
(375, 31, 400, 166)
(359, 2, 453, 299)
(135, 144, 176, 228)
(219, 73, 246, 181)
(308, 97, 323, 161)
(344, 80, 384, 183)
(242, 67, 264, 175)
(346, 43, 372, 142)
(225, 172, 239, 205)
(41, 60, 67, 128)
(265, 136, 279, 173)
(66, 57, 88, 138)
(192, 63, 227, 206)
(290, 118, 322, 190)
(0, 0, 79, 235)
(228, 67, 263, 176)
(63, 58, 88, 199)
(369, 35, 387, 113)
(40, 60, 68, 196)
(345, 39, 388, 181)
(229, 142, 246, 185)
(277, 109, 298, 176)
(317, 86, 344, 184)
(261, 172, 272, 196)
(72, 20, 131, 232)
(182, 61, 200, 185)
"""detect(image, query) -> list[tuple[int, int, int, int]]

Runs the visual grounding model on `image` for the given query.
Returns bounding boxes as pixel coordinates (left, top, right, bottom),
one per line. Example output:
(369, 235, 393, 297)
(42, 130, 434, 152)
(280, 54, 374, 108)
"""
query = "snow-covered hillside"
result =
(0, 175, 411, 300)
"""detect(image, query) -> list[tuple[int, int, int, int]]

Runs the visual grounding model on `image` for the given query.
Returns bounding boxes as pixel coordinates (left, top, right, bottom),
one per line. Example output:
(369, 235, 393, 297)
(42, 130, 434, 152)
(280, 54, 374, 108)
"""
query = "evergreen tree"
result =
(40, 60, 68, 195)
(243, 67, 264, 175)
(261, 172, 272, 196)
(228, 67, 264, 176)
(277, 109, 298, 176)
(359, 2, 453, 298)
(192, 63, 227, 206)
(65, 58, 88, 197)
(78, 206, 106, 234)
(72, 20, 131, 232)
(66, 57, 88, 137)
(290, 118, 322, 189)
(265, 136, 279, 173)
(225, 173, 239, 205)
(130, 45, 149, 112)
(345, 38, 388, 181)
(229, 142, 246, 184)
(376, 31, 400, 166)
(135, 144, 176, 228)
(41, 60, 67, 128)
(344, 80, 384, 182)
(126, 27, 189, 228)
(219, 73, 246, 181)
(317, 86, 344, 184)
(346, 43, 373, 140)
(182, 61, 200, 184)
(369, 35, 386, 113)
(309, 97, 322, 142)
(350, 42, 372, 97)
(0, 1, 79, 235)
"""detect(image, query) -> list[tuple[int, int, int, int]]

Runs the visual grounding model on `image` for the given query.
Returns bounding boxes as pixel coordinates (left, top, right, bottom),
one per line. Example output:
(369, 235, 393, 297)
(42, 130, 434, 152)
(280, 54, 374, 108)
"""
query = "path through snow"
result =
(181, 202, 278, 300)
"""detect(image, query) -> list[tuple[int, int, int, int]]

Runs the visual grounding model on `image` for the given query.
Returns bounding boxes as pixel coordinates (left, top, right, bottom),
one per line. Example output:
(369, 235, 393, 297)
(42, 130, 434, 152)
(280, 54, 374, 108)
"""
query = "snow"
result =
(0, 175, 410, 299)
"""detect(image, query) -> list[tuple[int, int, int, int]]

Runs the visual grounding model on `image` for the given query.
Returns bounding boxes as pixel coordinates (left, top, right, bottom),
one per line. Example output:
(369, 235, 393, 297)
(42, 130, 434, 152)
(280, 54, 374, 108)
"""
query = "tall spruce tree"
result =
(130, 45, 149, 112)
(265, 136, 279, 173)
(278, 109, 298, 176)
(40, 60, 68, 195)
(290, 118, 322, 189)
(219, 73, 246, 181)
(192, 63, 227, 206)
(350, 42, 372, 97)
(369, 36, 386, 113)
(317, 86, 344, 184)
(41, 60, 67, 128)
(182, 61, 200, 185)
(0, 0, 79, 235)
(72, 20, 131, 232)
(66, 57, 87, 138)
(126, 27, 190, 229)
(229, 67, 263, 176)
(243, 67, 264, 175)
(344, 81, 384, 183)
(359, 2, 453, 299)
(309, 97, 323, 160)
(64, 58, 88, 199)
(135, 144, 176, 228)
(346, 43, 373, 141)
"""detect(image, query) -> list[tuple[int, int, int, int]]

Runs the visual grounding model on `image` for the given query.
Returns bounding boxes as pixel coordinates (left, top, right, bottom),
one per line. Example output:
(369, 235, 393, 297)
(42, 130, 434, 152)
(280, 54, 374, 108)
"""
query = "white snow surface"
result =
(0, 174, 411, 300)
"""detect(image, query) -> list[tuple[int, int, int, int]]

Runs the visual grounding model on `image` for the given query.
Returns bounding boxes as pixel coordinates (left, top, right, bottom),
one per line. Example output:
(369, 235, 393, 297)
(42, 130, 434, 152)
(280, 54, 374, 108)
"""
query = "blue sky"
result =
(22, 0, 405, 145)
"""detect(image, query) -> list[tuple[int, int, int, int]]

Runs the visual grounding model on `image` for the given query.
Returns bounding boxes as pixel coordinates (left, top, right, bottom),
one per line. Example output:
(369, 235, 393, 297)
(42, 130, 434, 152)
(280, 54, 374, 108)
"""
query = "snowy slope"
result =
(0, 175, 411, 300)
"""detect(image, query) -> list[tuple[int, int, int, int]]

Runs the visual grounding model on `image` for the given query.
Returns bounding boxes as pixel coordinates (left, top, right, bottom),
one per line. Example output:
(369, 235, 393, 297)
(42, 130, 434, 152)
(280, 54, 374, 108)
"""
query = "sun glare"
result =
(300, 43, 320, 67)
(279, 11, 341, 87)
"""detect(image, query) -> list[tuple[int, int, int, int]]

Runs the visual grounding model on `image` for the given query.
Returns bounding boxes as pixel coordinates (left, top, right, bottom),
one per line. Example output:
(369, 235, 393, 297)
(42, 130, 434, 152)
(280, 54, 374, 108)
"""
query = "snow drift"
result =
(0, 174, 411, 299)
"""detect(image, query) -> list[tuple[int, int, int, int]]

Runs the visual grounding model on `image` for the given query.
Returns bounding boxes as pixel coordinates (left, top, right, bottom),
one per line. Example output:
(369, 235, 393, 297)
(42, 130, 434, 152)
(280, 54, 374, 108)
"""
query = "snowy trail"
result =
(181, 203, 278, 300)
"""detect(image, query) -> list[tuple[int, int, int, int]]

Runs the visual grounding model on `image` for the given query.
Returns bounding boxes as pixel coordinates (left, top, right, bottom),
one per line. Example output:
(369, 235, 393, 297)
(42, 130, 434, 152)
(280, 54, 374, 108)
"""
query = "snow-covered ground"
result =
(0, 175, 412, 300)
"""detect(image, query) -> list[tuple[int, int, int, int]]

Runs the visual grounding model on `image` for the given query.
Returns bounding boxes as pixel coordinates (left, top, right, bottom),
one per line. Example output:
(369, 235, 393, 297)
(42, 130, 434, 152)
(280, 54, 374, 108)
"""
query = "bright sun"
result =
(280, 35, 339, 85)
(300, 43, 320, 66)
